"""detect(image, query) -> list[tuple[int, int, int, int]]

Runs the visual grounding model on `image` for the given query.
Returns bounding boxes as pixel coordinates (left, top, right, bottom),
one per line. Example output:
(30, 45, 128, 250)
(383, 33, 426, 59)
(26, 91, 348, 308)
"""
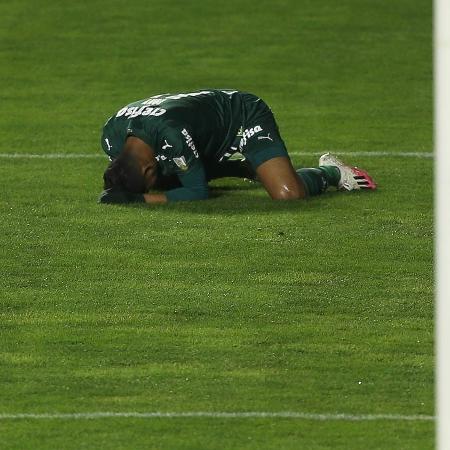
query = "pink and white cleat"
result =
(319, 153, 377, 191)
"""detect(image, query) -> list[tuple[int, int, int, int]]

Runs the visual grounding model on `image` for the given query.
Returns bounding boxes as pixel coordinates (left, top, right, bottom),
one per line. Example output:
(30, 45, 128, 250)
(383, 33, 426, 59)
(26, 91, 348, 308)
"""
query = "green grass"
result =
(0, 0, 433, 449)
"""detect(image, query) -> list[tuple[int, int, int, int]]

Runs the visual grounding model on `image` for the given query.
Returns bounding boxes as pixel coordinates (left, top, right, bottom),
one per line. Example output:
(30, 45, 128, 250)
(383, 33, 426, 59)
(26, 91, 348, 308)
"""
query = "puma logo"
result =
(257, 133, 273, 142)
(162, 140, 173, 150)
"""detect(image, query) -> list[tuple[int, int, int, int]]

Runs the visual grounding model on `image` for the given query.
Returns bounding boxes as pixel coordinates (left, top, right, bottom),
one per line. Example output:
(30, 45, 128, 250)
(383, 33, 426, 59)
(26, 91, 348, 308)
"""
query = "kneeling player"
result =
(98, 89, 376, 204)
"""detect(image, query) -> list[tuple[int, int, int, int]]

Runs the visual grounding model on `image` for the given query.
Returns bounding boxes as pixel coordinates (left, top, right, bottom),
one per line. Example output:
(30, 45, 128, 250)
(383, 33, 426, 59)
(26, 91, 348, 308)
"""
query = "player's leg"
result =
(296, 165, 341, 195)
(295, 155, 377, 195)
(318, 153, 377, 190)
(240, 94, 340, 199)
(238, 93, 376, 199)
(255, 156, 344, 199)
(255, 156, 306, 199)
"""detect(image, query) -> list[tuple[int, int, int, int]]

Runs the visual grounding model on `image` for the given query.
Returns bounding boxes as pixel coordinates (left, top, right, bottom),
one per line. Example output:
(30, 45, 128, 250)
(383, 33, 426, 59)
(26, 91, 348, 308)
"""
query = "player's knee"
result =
(271, 185, 305, 200)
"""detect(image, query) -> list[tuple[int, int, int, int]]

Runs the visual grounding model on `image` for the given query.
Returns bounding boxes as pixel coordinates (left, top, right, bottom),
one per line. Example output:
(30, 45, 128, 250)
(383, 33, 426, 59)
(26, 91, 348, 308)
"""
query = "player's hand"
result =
(98, 188, 145, 204)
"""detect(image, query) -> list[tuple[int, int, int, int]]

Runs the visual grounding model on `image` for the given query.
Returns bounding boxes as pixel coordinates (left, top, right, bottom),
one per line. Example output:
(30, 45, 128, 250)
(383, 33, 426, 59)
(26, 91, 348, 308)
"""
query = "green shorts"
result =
(235, 93, 289, 169)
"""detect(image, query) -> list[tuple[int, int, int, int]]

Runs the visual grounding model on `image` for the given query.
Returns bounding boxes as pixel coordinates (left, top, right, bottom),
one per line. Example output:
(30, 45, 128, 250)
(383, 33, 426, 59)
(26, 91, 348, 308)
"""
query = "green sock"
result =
(296, 165, 340, 197)
(318, 165, 340, 187)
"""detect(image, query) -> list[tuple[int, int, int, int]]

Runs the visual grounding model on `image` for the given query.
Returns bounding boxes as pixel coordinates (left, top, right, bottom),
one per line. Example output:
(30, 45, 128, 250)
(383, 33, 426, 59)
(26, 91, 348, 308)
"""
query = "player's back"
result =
(102, 89, 250, 161)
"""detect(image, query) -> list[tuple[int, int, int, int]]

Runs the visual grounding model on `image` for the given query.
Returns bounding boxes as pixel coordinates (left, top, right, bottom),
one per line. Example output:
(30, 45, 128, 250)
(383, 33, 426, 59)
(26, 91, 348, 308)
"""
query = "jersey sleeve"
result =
(165, 161, 209, 202)
(158, 122, 209, 202)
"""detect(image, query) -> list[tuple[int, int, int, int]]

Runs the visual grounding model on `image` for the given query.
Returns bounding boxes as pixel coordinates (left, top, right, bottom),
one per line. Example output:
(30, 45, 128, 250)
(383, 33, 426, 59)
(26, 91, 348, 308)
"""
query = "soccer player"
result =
(98, 89, 376, 204)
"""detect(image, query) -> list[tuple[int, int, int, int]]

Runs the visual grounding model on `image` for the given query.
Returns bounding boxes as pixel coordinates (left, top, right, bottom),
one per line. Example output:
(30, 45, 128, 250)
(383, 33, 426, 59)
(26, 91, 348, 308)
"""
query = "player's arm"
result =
(99, 165, 208, 204)
(150, 123, 209, 202)
(141, 161, 208, 203)
(142, 192, 168, 203)
(99, 122, 208, 204)
(163, 160, 209, 202)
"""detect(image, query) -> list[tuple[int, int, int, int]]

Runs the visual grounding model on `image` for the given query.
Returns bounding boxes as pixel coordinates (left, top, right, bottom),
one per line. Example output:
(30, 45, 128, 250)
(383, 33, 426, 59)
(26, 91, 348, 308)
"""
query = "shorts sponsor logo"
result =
(181, 129, 199, 158)
(116, 106, 166, 118)
(238, 125, 263, 151)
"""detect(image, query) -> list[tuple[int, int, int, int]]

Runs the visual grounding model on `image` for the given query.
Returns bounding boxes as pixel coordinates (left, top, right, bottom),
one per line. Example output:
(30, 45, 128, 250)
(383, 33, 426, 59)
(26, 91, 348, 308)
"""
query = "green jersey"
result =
(101, 89, 288, 201)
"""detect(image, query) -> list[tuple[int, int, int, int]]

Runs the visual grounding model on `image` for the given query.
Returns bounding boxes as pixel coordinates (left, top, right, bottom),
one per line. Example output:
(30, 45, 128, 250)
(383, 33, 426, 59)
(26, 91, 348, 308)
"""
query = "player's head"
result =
(103, 150, 147, 193)
(103, 137, 159, 193)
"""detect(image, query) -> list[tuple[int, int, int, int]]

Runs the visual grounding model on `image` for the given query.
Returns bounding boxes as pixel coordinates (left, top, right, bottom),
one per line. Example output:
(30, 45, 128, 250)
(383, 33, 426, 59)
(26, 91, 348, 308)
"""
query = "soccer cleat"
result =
(319, 152, 377, 191)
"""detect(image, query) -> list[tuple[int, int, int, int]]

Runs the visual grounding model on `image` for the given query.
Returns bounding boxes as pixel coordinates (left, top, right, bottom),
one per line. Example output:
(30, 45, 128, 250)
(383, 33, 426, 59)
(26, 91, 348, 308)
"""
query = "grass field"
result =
(0, 0, 433, 449)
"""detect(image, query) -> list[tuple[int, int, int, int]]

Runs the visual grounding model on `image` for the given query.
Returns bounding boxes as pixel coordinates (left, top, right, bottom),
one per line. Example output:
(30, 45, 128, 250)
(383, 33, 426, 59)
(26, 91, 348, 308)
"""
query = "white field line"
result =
(0, 151, 433, 159)
(0, 411, 434, 421)
(0, 153, 104, 159)
(290, 151, 433, 158)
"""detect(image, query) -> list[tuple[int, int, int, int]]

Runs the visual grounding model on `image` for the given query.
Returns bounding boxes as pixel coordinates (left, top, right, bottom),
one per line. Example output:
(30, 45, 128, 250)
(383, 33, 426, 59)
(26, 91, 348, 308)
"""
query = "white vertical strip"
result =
(436, 0, 450, 448)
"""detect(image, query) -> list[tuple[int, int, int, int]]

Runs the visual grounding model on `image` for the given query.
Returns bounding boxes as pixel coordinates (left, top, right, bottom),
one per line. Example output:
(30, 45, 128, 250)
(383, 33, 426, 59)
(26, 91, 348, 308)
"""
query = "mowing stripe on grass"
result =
(0, 151, 433, 159)
(0, 411, 435, 421)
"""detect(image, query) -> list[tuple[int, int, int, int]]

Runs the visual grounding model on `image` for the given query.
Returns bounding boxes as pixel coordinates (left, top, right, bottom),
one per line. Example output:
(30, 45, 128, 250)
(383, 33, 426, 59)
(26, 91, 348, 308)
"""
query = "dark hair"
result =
(103, 152, 145, 193)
